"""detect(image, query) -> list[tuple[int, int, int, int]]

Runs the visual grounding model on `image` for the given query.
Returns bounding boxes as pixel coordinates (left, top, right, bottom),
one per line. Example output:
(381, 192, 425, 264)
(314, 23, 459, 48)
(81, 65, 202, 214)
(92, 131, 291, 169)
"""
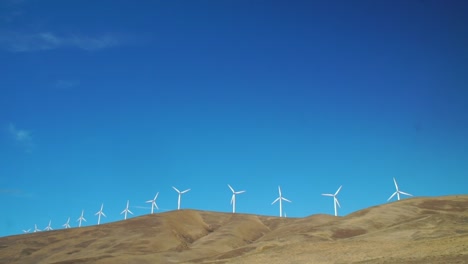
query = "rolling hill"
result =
(1, 195, 467, 263)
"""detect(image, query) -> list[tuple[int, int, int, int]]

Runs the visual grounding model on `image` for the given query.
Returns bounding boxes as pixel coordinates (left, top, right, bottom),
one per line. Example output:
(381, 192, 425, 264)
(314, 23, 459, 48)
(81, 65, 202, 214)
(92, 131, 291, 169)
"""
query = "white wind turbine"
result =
(63, 217, 71, 229)
(271, 186, 291, 217)
(388, 177, 412, 201)
(22, 229, 31, 233)
(228, 184, 245, 213)
(77, 210, 86, 227)
(322, 185, 342, 216)
(33, 224, 40, 232)
(120, 200, 133, 220)
(44, 220, 53, 231)
(146, 192, 159, 214)
(95, 203, 106, 225)
(173, 186, 190, 210)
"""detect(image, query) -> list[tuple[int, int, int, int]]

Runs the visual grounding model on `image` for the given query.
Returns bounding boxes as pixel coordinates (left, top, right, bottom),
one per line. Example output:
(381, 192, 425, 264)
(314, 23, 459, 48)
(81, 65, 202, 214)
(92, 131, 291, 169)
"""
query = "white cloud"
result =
(0, 31, 120, 52)
(7, 123, 33, 152)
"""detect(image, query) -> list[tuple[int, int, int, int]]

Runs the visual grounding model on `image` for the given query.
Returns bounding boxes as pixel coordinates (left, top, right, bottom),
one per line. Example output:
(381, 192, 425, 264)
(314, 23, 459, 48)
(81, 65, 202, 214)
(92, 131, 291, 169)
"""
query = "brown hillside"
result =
(0, 195, 467, 264)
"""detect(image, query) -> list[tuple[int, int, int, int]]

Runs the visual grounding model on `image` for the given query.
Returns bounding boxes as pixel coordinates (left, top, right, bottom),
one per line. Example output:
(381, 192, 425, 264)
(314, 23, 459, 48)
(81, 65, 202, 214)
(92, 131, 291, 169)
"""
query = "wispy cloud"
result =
(0, 189, 34, 198)
(0, 189, 22, 195)
(0, 31, 120, 52)
(133, 206, 151, 210)
(5, 0, 26, 4)
(55, 79, 80, 90)
(7, 123, 33, 152)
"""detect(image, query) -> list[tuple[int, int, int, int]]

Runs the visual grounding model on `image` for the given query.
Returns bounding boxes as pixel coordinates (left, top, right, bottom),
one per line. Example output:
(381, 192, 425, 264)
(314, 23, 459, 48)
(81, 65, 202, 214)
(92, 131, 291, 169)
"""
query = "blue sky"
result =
(1, 0, 467, 237)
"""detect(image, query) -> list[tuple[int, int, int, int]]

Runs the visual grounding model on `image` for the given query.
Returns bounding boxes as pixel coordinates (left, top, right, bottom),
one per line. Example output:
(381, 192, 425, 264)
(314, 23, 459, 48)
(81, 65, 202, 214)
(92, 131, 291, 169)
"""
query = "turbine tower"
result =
(388, 177, 412, 201)
(120, 200, 133, 220)
(322, 185, 342, 216)
(271, 186, 291, 217)
(146, 192, 159, 214)
(44, 220, 53, 231)
(33, 224, 40, 232)
(228, 184, 245, 213)
(62, 217, 71, 229)
(77, 210, 86, 227)
(172, 186, 190, 210)
(95, 203, 106, 225)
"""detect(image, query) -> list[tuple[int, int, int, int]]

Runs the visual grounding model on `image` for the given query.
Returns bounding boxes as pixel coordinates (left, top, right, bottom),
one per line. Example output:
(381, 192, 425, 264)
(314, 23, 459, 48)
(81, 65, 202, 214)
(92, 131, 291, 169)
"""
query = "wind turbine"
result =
(146, 192, 159, 214)
(172, 186, 190, 210)
(63, 217, 71, 229)
(322, 185, 342, 216)
(22, 229, 31, 233)
(77, 210, 86, 227)
(388, 177, 412, 201)
(228, 184, 245, 213)
(95, 203, 106, 225)
(44, 220, 53, 231)
(120, 200, 133, 220)
(33, 224, 40, 232)
(271, 186, 291, 217)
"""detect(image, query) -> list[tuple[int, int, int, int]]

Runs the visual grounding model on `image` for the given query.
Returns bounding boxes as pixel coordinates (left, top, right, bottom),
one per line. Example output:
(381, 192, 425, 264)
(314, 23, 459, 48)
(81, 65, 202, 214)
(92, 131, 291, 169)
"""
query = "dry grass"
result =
(1, 195, 467, 263)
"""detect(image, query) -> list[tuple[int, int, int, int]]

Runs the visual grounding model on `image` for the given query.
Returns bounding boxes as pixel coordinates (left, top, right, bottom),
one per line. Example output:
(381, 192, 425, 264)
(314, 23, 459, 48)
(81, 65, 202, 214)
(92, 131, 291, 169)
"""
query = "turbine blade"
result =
(278, 186, 282, 196)
(228, 184, 234, 192)
(387, 192, 397, 201)
(335, 197, 341, 208)
(236, 190, 246, 194)
(282, 197, 292, 203)
(399, 191, 412, 196)
(322, 194, 333, 197)
(181, 188, 191, 193)
(154, 192, 159, 199)
(393, 177, 399, 190)
(172, 186, 180, 193)
(102, 212, 106, 217)
(335, 185, 342, 196)
(271, 197, 280, 204)
(146, 200, 153, 203)
(128, 210, 133, 215)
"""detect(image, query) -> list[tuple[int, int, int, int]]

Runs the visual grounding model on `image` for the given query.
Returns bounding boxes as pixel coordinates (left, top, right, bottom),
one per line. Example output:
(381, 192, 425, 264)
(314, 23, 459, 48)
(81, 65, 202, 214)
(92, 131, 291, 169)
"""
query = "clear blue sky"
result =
(1, 0, 467, 237)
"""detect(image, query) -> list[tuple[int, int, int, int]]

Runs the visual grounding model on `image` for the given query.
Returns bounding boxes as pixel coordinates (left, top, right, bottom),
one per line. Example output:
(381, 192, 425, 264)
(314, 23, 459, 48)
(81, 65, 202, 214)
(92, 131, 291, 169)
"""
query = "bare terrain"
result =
(1, 195, 467, 263)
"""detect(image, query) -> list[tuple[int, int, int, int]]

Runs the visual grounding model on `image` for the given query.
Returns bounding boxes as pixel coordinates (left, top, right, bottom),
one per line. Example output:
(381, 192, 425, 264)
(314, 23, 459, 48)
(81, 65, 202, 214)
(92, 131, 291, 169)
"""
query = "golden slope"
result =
(0, 195, 467, 264)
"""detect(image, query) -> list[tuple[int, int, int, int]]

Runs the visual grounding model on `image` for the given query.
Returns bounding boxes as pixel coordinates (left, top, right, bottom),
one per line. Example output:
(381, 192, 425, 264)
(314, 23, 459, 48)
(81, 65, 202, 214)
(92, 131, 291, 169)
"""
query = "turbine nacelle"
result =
(95, 203, 106, 225)
(228, 184, 245, 213)
(120, 200, 134, 220)
(173, 186, 191, 210)
(272, 186, 291, 217)
(77, 210, 87, 227)
(146, 192, 160, 214)
(44, 220, 53, 231)
(322, 185, 342, 216)
(62, 217, 71, 229)
(388, 177, 412, 201)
